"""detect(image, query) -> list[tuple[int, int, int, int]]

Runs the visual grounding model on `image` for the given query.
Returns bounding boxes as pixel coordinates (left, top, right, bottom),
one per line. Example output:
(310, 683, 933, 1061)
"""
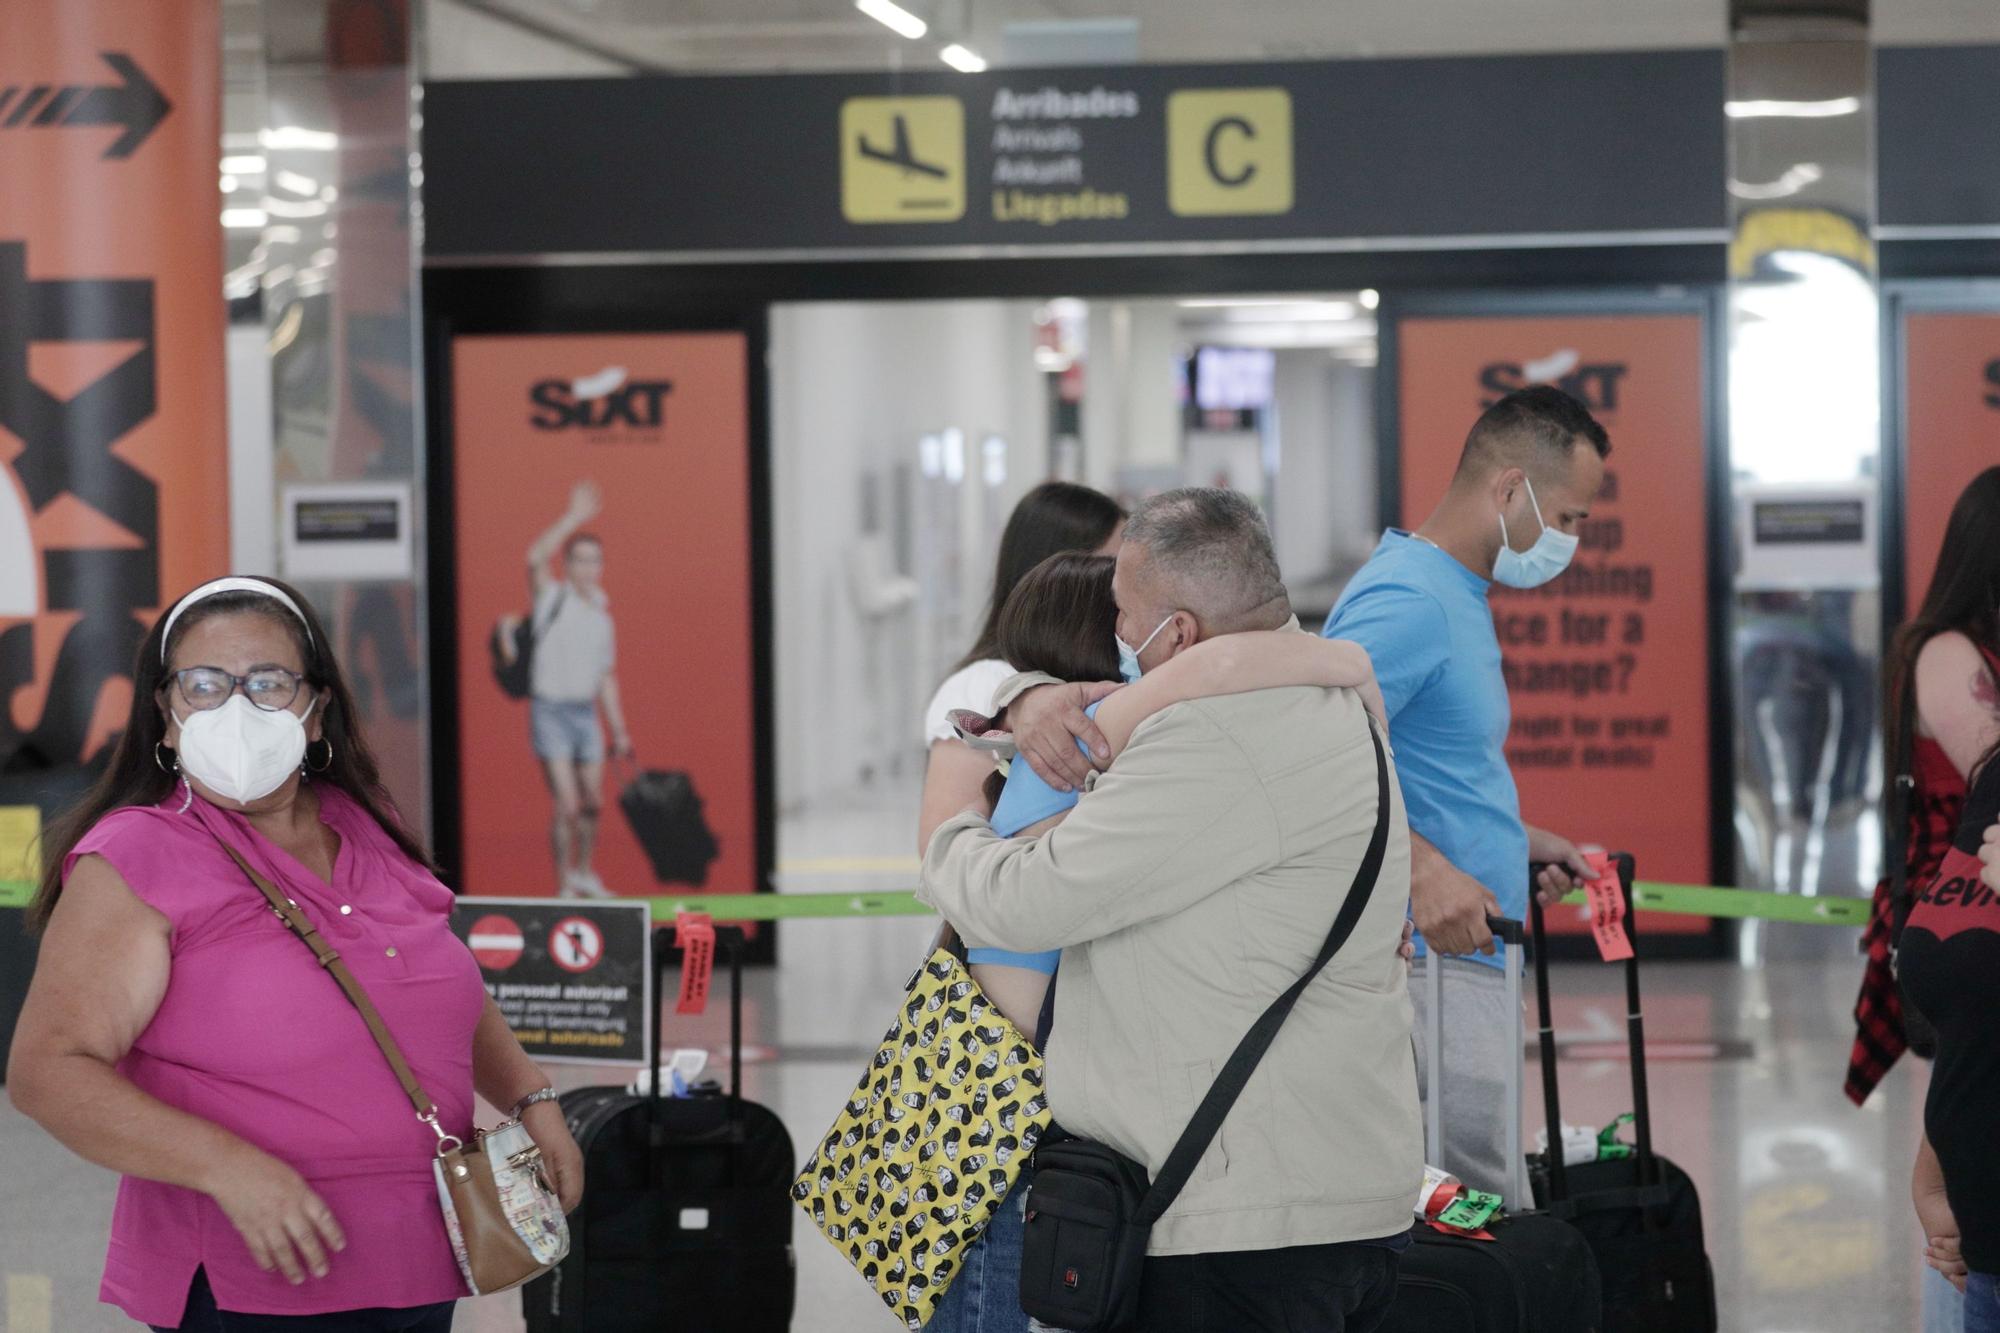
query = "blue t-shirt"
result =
(964, 703, 1102, 975)
(1325, 530, 1526, 968)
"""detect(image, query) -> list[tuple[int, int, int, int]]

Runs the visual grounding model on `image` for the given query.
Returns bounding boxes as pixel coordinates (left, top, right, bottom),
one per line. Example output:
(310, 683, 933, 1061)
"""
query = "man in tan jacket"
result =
(920, 489, 1421, 1333)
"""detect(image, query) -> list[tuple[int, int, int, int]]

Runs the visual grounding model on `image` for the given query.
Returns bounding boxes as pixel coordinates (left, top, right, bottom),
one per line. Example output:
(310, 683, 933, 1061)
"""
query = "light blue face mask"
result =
(1115, 614, 1176, 682)
(1491, 476, 1580, 590)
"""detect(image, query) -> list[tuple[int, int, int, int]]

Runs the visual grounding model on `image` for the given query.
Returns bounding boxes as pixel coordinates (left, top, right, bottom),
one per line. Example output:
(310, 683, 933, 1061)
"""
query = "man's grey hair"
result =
(1123, 488, 1289, 629)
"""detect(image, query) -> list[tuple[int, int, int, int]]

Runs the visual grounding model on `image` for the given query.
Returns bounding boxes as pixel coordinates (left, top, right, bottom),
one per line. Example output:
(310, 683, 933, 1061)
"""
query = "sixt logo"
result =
(529, 365, 673, 433)
(1479, 347, 1628, 413)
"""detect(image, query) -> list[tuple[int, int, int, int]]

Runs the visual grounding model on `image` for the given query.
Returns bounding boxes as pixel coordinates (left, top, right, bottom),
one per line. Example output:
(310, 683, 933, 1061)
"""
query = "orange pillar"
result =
(0, 1, 229, 774)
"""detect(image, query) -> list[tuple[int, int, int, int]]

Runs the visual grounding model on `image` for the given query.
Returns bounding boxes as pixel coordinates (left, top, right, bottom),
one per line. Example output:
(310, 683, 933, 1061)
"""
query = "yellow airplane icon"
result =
(841, 96, 965, 223)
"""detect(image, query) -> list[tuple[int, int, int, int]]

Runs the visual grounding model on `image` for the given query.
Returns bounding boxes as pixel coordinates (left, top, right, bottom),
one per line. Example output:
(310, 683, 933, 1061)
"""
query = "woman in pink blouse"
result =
(6, 576, 585, 1331)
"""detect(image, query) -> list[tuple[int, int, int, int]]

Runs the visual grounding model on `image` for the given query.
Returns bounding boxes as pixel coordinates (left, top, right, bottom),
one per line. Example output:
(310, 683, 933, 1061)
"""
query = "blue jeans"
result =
(530, 697, 603, 762)
(1966, 1272, 2000, 1333)
(1923, 1263, 1964, 1333)
(925, 1167, 1033, 1333)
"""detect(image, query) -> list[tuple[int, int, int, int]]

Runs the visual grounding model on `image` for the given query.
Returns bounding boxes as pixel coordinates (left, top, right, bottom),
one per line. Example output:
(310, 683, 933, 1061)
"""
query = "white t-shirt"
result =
(922, 658, 1015, 746)
(530, 582, 616, 704)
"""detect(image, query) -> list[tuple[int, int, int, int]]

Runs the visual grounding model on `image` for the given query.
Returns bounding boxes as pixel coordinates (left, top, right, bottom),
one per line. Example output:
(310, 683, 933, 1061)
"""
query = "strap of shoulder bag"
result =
(1888, 669, 1917, 964)
(218, 841, 440, 1124)
(1137, 720, 1393, 1226)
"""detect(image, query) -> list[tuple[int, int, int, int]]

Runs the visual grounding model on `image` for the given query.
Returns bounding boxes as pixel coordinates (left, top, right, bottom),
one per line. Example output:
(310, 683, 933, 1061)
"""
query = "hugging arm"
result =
(1091, 631, 1383, 757)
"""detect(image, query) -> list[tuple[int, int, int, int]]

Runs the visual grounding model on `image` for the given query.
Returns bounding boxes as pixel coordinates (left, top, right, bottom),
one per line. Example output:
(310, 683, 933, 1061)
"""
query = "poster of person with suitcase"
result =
(509, 479, 636, 896)
(452, 333, 749, 907)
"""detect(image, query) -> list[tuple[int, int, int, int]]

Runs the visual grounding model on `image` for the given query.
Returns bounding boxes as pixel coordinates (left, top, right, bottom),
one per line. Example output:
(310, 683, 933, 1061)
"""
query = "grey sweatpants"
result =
(1408, 954, 1521, 1200)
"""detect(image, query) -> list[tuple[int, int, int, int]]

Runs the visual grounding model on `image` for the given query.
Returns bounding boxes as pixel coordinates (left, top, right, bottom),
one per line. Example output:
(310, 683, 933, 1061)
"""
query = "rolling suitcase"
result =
(1381, 917, 1603, 1333)
(523, 925, 796, 1333)
(1528, 854, 1718, 1333)
(618, 765, 722, 887)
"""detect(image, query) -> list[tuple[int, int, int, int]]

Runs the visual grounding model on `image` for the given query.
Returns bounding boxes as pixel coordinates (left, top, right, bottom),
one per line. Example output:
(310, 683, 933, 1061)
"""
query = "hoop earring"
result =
(307, 738, 334, 773)
(176, 776, 194, 814)
(154, 741, 177, 775)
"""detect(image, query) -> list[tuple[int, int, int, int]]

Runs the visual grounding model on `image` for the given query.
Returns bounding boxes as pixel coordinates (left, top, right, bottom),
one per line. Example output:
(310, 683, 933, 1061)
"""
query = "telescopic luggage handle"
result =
(1422, 915, 1531, 1211)
(1527, 852, 1657, 1207)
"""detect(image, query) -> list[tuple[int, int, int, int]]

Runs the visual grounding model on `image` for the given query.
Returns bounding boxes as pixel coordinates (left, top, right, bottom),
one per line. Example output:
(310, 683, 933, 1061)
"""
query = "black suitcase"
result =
(1382, 917, 1603, 1333)
(1527, 855, 1719, 1333)
(523, 925, 795, 1333)
(618, 766, 721, 887)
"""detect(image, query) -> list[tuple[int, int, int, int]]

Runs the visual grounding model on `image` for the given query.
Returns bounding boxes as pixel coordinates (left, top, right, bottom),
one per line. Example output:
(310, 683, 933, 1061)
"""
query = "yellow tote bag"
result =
(793, 947, 1054, 1330)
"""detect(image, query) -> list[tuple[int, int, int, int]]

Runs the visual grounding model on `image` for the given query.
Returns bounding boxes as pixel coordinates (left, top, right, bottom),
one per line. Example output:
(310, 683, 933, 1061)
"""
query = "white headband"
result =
(161, 577, 314, 664)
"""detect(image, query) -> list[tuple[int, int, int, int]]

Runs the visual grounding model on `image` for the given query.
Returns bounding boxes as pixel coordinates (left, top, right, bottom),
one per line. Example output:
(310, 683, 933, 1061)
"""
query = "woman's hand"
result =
(1915, 1134, 1966, 1292)
(1982, 820, 2000, 893)
(1917, 1186, 1968, 1292)
(206, 1144, 346, 1285)
(1926, 1231, 1969, 1292)
(523, 1099, 586, 1213)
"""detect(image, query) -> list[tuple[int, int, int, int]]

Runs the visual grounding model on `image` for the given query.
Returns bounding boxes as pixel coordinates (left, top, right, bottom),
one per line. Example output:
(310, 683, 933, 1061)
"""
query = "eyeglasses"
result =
(171, 666, 307, 713)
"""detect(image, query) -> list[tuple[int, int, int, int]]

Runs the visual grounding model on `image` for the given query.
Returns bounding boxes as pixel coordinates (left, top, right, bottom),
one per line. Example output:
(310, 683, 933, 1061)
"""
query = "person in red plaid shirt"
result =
(1850, 468, 2000, 1333)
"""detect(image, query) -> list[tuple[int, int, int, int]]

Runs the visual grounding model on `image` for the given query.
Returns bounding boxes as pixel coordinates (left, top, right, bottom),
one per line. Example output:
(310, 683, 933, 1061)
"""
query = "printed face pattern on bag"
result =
(793, 950, 1054, 1330)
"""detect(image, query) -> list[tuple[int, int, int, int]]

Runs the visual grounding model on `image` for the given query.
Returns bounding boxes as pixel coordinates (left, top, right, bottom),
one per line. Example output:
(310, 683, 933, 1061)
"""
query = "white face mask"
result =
(1491, 475, 1580, 590)
(1115, 614, 1176, 683)
(175, 693, 317, 805)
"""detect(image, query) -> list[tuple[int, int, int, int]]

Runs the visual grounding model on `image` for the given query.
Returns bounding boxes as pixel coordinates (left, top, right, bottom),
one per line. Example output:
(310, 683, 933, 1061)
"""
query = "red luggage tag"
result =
(1583, 850, 1634, 963)
(675, 911, 716, 1015)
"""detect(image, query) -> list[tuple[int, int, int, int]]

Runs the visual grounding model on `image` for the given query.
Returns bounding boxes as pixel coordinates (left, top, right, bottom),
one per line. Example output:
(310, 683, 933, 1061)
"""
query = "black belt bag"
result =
(1018, 722, 1393, 1333)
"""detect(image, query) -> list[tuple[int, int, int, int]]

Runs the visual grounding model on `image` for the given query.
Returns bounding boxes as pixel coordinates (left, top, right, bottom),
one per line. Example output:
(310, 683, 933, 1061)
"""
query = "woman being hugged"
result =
(6, 577, 584, 1332)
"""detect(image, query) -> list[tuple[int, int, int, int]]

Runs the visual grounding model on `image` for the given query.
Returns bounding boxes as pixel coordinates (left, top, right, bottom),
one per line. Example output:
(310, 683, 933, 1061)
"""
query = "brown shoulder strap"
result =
(219, 841, 437, 1121)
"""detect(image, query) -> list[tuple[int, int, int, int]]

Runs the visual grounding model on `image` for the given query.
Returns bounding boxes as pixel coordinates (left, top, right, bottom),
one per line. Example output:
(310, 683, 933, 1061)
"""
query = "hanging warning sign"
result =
(452, 897, 650, 1064)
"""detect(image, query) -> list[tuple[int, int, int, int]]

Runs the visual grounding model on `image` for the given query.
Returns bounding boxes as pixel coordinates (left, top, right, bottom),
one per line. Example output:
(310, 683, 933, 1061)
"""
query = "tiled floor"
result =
(2, 780, 1935, 1331)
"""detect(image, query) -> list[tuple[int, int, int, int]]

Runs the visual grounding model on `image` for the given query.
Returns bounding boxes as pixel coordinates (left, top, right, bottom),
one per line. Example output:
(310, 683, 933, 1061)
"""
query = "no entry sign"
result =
(450, 898, 651, 1064)
(468, 914, 526, 969)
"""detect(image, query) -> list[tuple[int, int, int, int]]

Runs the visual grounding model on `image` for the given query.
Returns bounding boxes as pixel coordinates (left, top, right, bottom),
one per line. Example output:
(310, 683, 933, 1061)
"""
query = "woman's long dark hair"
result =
(1885, 466, 2000, 771)
(957, 482, 1125, 674)
(29, 577, 436, 930)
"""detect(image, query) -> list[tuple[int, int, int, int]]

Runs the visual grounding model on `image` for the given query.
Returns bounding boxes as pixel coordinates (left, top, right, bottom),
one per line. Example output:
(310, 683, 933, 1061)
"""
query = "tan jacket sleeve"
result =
(990, 669, 1063, 714)
(917, 704, 1280, 952)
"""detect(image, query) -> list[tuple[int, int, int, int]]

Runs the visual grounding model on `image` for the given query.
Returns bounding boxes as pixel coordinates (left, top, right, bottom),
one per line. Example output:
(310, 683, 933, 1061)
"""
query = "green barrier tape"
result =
(629, 880, 1877, 928)
(1617, 881, 1872, 928)
(0, 877, 1881, 927)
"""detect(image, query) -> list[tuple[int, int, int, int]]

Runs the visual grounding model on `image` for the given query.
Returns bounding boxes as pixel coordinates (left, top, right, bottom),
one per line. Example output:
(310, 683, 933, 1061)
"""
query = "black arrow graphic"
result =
(0, 52, 172, 160)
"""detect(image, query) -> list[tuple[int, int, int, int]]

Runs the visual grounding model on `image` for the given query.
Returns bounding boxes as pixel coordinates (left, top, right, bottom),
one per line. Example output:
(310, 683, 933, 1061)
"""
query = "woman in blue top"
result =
(923, 550, 1384, 1333)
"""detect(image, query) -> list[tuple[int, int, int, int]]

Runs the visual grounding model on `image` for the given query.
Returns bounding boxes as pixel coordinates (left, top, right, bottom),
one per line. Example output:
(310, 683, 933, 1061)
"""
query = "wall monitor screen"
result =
(1194, 346, 1276, 412)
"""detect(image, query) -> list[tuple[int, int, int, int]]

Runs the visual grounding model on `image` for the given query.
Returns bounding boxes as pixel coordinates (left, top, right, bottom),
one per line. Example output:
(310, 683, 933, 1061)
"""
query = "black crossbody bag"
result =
(1017, 722, 1393, 1332)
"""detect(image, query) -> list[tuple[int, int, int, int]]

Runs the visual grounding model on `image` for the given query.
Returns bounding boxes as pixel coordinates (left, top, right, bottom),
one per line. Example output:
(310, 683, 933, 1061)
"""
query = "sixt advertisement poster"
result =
(447, 333, 759, 915)
(1395, 311, 1715, 937)
(1900, 310, 2000, 607)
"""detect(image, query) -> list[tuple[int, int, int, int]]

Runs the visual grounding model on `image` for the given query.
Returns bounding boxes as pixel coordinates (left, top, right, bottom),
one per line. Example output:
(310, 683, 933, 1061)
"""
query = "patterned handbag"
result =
(793, 945, 1054, 1330)
(220, 843, 570, 1295)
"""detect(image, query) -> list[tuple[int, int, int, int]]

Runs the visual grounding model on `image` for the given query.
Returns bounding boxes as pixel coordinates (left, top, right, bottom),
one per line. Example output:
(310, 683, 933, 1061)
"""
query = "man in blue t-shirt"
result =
(1323, 385, 1607, 1196)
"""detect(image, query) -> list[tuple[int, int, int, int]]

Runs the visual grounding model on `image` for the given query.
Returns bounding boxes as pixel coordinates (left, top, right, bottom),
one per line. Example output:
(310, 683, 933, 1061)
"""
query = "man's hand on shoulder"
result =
(1011, 681, 1120, 793)
(1410, 835, 1501, 956)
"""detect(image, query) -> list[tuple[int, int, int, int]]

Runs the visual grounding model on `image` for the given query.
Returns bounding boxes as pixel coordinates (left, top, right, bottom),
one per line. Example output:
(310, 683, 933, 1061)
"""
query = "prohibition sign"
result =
(467, 914, 525, 970)
(550, 916, 606, 973)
